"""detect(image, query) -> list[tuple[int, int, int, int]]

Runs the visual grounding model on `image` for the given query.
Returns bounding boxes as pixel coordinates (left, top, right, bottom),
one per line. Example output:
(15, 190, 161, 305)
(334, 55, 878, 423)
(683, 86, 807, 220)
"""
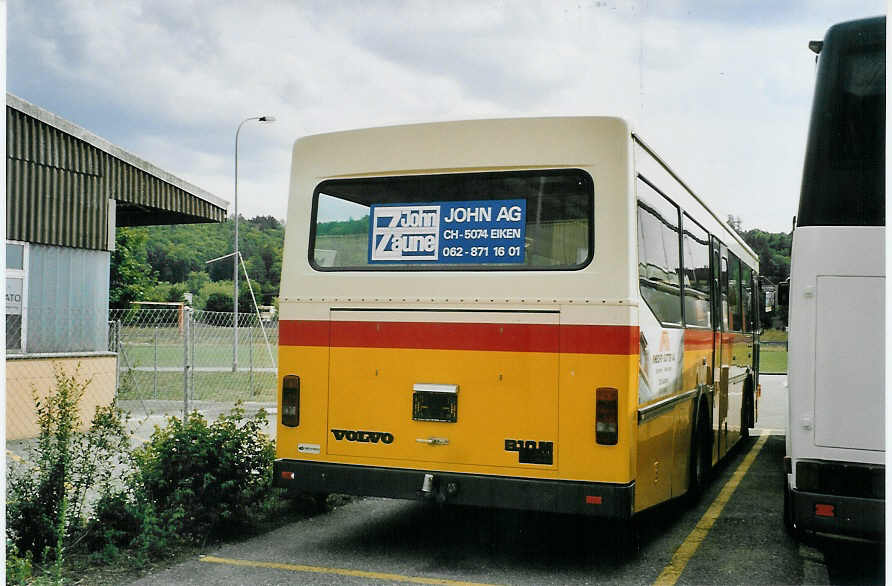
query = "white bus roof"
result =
(290, 116, 756, 268)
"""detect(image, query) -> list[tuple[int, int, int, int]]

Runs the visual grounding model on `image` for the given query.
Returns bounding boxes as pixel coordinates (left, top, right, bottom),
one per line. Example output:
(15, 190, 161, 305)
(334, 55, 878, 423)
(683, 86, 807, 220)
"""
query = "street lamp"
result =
(233, 115, 276, 372)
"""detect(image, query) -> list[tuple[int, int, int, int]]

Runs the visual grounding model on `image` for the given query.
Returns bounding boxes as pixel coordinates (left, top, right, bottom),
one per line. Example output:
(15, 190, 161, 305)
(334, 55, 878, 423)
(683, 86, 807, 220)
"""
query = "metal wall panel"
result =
(6, 107, 103, 174)
(26, 243, 110, 353)
(106, 158, 226, 223)
(7, 158, 106, 250)
(7, 105, 226, 250)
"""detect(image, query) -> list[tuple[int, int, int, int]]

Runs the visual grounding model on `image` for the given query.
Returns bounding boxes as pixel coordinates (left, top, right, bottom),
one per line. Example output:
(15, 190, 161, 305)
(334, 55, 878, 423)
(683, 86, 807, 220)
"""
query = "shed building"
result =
(6, 93, 228, 439)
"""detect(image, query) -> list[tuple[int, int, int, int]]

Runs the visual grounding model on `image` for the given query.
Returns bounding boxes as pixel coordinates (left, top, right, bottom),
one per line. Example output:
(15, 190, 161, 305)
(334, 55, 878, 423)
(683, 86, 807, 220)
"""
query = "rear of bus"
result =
(785, 16, 885, 541)
(274, 117, 640, 519)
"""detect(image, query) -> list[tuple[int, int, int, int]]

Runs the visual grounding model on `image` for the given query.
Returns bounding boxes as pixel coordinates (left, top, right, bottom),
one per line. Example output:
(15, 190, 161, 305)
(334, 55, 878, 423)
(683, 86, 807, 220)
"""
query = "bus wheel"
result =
(689, 404, 711, 500)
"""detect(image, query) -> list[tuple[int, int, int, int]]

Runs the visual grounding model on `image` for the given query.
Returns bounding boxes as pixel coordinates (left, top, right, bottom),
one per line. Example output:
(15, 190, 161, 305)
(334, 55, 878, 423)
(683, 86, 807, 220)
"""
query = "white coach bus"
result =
(783, 16, 885, 541)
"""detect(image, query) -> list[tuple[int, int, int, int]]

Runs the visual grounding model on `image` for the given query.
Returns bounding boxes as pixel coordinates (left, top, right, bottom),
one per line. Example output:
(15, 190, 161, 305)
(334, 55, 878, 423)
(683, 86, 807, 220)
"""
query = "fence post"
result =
(183, 308, 191, 418)
(249, 321, 254, 396)
(190, 311, 196, 401)
(115, 319, 121, 393)
(153, 325, 158, 400)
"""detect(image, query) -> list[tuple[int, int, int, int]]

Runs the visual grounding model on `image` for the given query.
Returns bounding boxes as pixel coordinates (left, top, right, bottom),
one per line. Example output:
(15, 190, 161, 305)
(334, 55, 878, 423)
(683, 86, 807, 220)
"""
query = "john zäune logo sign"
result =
(370, 204, 440, 262)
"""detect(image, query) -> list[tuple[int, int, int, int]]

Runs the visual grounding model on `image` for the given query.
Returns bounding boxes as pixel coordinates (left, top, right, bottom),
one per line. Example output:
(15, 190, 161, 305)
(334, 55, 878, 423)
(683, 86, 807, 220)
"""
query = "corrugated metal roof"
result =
(7, 93, 229, 250)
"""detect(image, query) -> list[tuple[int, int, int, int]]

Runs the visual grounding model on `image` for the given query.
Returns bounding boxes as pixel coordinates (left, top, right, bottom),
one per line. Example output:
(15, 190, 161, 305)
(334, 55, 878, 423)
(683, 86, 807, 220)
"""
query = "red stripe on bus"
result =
(332, 321, 560, 353)
(280, 320, 330, 347)
(684, 328, 713, 350)
(280, 320, 638, 355)
(559, 324, 638, 355)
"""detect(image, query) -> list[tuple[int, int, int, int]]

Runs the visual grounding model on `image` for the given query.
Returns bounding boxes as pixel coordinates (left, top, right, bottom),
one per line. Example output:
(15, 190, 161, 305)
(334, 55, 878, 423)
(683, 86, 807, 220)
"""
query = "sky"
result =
(7, 0, 885, 233)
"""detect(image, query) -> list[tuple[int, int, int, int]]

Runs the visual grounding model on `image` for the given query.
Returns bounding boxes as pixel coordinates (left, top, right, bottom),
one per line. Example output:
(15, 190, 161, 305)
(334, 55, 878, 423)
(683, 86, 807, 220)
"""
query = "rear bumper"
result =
(274, 459, 635, 519)
(791, 488, 885, 541)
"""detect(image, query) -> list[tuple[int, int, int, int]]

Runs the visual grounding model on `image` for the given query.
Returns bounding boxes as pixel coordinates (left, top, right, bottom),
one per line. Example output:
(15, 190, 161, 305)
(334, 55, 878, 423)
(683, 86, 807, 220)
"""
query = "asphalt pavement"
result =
(128, 374, 885, 586)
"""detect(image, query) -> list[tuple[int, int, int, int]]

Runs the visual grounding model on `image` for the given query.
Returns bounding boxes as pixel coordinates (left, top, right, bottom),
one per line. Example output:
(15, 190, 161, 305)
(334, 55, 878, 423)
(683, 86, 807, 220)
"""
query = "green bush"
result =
(130, 405, 275, 543)
(204, 291, 232, 313)
(83, 405, 277, 560)
(83, 491, 142, 553)
(198, 279, 263, 313)
(6, 367, 285, 580)
(197, 280, 234, 311)
(6, 539, 33, 584)
(144, 281, 188, 304)
(6, 365, 130, 565)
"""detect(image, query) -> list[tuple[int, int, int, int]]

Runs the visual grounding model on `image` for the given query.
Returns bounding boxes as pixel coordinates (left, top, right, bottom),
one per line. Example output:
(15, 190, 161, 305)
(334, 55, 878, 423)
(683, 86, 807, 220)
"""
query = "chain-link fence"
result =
(7, 304, 118, 440)
(109, 308, 278, 417)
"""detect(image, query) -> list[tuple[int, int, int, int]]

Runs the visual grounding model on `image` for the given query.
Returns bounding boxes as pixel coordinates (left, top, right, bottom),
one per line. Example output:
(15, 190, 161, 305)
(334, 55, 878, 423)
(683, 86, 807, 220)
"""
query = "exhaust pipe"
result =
(421, 473, 435, 497)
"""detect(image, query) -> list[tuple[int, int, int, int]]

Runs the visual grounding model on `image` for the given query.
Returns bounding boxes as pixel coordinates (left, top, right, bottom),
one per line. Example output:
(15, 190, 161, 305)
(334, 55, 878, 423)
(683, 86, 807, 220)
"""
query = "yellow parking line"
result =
(200, 555, 500, 585)
(653, 434, 769, 586)
(754, 428, 784, 436)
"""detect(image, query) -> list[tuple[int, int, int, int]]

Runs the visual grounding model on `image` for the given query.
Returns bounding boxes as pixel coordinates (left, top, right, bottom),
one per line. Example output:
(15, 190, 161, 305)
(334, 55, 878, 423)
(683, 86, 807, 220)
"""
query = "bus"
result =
(783, 16, 885, 541)
(274, 117, 760, 530)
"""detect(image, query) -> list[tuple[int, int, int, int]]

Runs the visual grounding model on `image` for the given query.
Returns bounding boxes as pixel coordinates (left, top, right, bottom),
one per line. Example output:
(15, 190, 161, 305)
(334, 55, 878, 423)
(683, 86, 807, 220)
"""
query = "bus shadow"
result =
(818, 539, 884, 585)
(324, 498, 685, 575)
(322, 437, 761, 576)
(326, 502, 634, 571)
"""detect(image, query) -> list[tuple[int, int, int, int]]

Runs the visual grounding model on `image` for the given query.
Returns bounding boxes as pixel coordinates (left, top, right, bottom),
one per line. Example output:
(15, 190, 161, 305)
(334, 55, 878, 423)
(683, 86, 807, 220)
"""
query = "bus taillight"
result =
(815, 504, 835, 518)
(282, 375, 300, 427)
(596, 387, 618, 445)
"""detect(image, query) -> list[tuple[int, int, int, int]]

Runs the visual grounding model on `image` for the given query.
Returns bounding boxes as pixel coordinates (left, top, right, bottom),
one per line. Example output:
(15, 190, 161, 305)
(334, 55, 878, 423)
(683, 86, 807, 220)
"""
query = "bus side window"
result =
(741, 265, 753, 333)
(720, 255, 729, 331)
(682, 215, 711, 328)
(636, 180, 682, 326)
(753, 274, 761, 333)
(728, 254, 742, 332)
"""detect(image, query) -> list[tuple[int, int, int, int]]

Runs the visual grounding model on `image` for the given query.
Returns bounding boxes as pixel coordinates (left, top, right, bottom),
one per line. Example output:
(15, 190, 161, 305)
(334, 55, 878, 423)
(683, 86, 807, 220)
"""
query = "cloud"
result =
(630, 9, 852, 232)
(7, 0, 885, 230)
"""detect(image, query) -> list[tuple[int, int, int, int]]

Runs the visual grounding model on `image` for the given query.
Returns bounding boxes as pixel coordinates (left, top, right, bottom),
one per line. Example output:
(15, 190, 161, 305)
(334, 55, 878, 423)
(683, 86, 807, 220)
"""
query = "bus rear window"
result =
(799, 30, 885, 227)
(310, 169, 594, 270)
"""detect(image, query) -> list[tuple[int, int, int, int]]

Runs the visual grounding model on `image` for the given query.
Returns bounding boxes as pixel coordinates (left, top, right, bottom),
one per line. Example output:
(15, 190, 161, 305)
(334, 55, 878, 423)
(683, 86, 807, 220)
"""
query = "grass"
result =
(122, 342, 276, 369)
(118, 370, 277, 402)
(759, 328, 788, 373)
(114, 324, 278, 401)
(760, 345, 787, 374)
(760, 328, 788, 342)
(116, 325, 277, 367)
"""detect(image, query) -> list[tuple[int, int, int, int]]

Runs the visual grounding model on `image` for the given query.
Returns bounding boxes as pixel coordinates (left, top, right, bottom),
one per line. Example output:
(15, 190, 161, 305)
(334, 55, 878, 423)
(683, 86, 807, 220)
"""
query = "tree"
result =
(738, 229, 792, 285)
(109, 229, 157, 309)
(186, 271, 211, 295)
(204, 292, 232, 313)
(724, 216, 792, 285)
(238, 278, 264, 313)
(196, 280, 234, 311)
(119, 216, 286, 303)
(246, 215, 282, 231)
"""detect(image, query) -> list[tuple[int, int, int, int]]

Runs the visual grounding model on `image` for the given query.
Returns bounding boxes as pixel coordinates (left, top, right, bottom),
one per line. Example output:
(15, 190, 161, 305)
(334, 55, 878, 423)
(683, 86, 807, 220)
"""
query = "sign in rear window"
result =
(311, 169, 593, 271)
(368, 199, 526, 264)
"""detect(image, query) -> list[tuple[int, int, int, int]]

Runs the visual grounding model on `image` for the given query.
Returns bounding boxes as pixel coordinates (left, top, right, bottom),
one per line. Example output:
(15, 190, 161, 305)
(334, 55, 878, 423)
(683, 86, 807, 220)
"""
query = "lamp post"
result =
(233, 115, 275, 373)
